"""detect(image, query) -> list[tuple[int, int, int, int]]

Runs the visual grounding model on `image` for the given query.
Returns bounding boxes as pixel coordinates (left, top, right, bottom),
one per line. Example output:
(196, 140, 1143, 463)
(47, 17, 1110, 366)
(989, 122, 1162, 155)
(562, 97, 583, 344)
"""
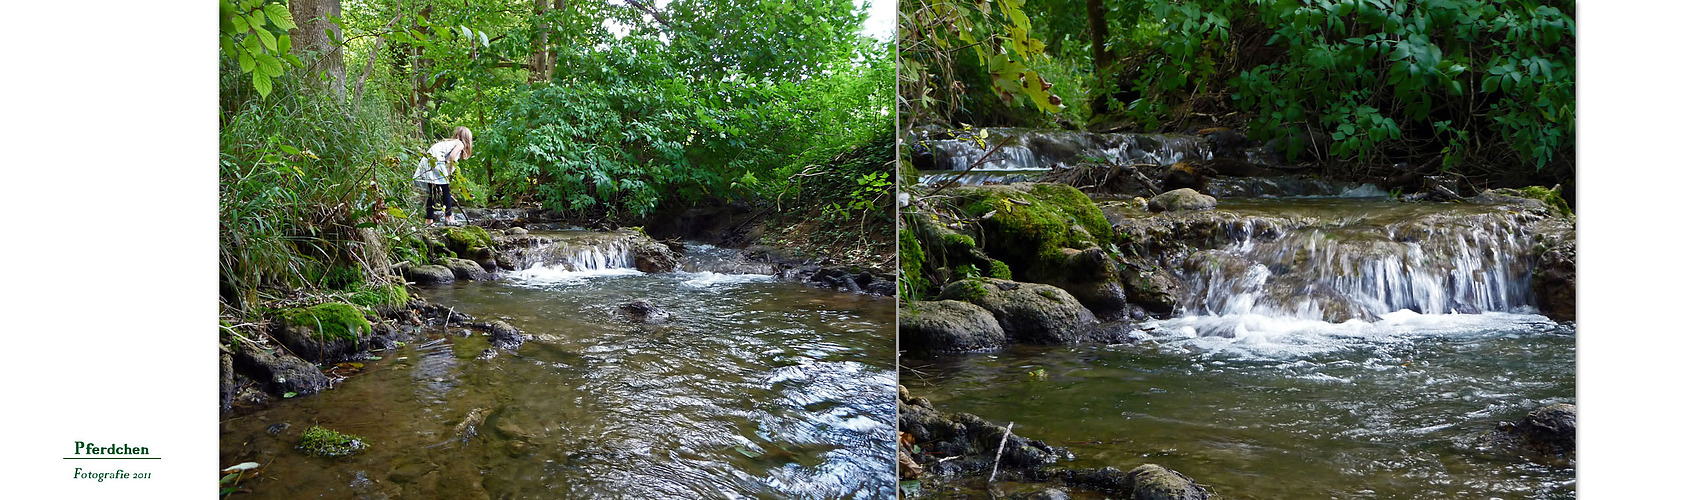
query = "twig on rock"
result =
(987, 421, 1014, 497)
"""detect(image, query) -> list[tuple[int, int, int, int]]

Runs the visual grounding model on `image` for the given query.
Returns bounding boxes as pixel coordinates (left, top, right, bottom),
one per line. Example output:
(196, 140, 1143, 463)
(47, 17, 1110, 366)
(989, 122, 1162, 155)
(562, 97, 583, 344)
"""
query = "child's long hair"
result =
(451, 126, 474, 159)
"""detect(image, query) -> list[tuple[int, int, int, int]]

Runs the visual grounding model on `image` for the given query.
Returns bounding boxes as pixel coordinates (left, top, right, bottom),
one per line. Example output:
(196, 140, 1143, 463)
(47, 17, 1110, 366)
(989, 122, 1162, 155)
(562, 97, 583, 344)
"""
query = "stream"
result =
(905, 137, 1576, 498)
(220, 235, 897, 498)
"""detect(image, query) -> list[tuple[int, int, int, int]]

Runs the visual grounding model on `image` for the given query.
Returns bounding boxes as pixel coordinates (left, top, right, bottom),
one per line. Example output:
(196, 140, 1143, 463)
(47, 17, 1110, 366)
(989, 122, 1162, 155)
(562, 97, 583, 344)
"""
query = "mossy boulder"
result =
(443, 226, 496, 257)
(899, 300, 1007, 354)
(1122, 267, 1183, 316)
(348, 284, 409, 307)
(899, 228, 930, 296)
(274, 303, 373, 363)
(1122, 464, 1211, 500)
(938, 278, 1096, 345)
(1148, 188, 1217, 213)
(948, 183, 1126, 316)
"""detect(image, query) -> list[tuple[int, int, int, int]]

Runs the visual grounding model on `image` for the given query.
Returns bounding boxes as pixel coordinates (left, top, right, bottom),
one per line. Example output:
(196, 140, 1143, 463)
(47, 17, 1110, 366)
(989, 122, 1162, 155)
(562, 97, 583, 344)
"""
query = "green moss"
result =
(988, 260, 1013, 280)
(1504, 185, 1573, 217)
(280, 303, 372, 341)
(942, 233, 976, 251)
(953, 184, 1110, 273)
(444, 226, 495, 254)
(954, 278, 990, 301)
(898, 229, 930, 297)
(952, 264, 981, 279)
(298, 425, 366, 457)
(348, 284, 408, 307)
(1037, 288, 1061, 301)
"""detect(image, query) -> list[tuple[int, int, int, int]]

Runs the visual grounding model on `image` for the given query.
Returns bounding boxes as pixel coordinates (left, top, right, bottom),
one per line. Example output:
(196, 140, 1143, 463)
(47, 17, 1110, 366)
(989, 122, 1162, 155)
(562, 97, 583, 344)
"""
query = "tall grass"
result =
(219, 63, 415, 317)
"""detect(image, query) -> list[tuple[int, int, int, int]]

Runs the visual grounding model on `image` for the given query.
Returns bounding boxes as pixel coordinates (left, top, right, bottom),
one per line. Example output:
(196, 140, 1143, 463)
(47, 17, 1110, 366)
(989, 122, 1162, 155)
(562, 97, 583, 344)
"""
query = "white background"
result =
(0, 1, 1678, 497)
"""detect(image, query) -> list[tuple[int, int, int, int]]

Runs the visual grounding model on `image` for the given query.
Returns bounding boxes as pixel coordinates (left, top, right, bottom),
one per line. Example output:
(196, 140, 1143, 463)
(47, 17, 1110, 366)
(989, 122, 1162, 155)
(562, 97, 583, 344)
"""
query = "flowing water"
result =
(904, 197, 1575, 499)
(221, 234, 897, 498)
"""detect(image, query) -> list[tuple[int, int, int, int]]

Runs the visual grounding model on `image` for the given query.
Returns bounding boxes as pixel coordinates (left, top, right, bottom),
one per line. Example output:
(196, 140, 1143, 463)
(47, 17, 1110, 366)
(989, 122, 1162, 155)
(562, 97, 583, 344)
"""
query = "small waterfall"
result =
(1173, 206, 1542, 323)
(505, 233, 638, 271)
(923, 128, 1211, 173)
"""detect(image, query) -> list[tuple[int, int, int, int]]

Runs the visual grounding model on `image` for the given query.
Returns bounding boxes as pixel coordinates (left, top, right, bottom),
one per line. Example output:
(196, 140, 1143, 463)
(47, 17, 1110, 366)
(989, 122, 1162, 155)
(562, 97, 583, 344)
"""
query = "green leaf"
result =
(238, 50, 255, 73)
(283, 391, 297, 398)
(460, 25, 473, 41)
(263, 3, 296, 30)
(254, 27, 278, 52)
(279, 144, 301, 155)
(1483, 75, 1500, 93)
(231, 13, 250, 34)
(251, 72, 273, 97)
(278, 34, 291, 55)
(479, 31, 489, 47)
(246, 12, 265, 29)
(255, 52, 283, 78)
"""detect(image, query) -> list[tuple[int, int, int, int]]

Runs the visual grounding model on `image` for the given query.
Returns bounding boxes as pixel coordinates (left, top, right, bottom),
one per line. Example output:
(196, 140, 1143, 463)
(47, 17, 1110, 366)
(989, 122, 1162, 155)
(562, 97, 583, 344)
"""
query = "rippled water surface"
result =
(221, 261, 896, 498)
(903, 313, 1575, 499)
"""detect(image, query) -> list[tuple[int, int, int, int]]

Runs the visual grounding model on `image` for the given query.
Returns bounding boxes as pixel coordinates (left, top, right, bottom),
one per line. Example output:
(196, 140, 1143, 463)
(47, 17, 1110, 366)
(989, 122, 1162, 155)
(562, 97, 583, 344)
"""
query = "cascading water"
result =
(1175, 203, 1541, 324)
(917, 128, 1211, 186)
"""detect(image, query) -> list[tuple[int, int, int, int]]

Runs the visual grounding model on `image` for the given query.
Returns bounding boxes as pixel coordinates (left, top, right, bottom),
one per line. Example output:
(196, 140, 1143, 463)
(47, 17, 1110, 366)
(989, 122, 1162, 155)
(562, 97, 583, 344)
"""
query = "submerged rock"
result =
(938, 278, 1096, 345)
(899, 300, 1007, 354)
(1148, 188, 1217, 213)
(1124, 464, 1211, 500)
(485, 320, 524, 350)
(1486, 403, 1576, 466)
(618, 299, 673, 324)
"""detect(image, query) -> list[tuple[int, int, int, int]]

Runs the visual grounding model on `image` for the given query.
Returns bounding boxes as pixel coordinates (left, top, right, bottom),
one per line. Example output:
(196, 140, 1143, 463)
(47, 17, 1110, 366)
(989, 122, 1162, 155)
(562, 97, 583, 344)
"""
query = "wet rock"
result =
(494, 253, 519, 271)
(1148, 188, 1217, 213)
(864, 276, 899, 296)
(405, 264, 456, 284)
(484, 320, 524, 350)
(1487, 403, 1576, 466)
(477, 348, 498, 360)
(633, 239, 680, 273)
(1122, 267, 1182, 316)
(899, 300, 1007, 354)
(618, 299, 673, 324)
(1124, 464, 1210, 500)
(231, 342, 331, 396)
(505, 227, 529, 236)
(1534, 236, 1576, 322)
(441, 257, 493, 280)
(938, 279, 1096, 345)
(1041, 246, 1129, 320)
(266, 422, 290, 435)
(900, 392, 1065, 479)
(219, 346, 235, 411)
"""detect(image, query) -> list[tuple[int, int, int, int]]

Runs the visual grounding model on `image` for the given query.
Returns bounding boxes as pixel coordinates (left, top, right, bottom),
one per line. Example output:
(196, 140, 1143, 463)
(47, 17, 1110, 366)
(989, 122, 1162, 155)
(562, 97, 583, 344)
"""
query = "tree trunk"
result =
(1086, 0, 1109, 114)
(528, 0, 555, 82)
(290, 0, 347, 95)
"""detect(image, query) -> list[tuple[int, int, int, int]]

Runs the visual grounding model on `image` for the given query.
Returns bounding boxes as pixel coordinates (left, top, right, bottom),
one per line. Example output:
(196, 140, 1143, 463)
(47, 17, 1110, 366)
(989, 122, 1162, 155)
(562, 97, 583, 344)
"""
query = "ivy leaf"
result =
(263, 3, 296, 31)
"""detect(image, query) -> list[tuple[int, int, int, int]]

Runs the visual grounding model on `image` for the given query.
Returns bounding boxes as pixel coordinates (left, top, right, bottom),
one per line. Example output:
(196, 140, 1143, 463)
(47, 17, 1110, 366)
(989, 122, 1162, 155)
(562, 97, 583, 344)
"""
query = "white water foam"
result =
(1151, 310, 1558, 360)
(508, 263, 644, 286)
(679, 271, 776, 288)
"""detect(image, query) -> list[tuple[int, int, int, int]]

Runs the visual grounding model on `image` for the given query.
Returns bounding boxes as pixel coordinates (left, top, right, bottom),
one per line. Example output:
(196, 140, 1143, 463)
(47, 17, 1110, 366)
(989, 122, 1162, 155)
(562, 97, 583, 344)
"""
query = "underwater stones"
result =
(1148, 188, 1216, 213)
(899, 300, 1007, 354)
(232, 342, 331, 396)
(1487, 403, 1576, 466)
(1123, 464, 1211, 500)
(938, 279, 1096, 345)
(484, 320, 524, 350)
(441, 258, 493, 281)
(405, 264, 456, 284)
(618, 299, 673, 324)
